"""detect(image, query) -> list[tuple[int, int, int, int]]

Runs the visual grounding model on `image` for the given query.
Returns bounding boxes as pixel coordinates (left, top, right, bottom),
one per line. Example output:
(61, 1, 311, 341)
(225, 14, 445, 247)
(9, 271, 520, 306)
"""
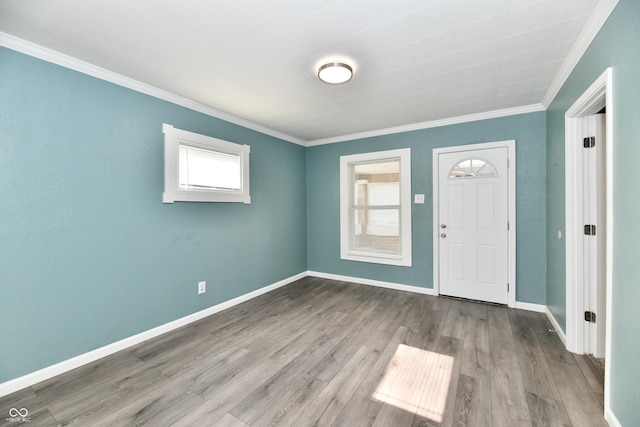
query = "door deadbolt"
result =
(440, 224, 447, 228)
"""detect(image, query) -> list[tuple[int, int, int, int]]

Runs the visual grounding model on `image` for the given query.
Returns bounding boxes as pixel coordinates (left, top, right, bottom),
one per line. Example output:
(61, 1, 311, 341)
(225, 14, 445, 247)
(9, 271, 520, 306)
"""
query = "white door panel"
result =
(438, 147, 508, 304)
(583, 113, 607, 358)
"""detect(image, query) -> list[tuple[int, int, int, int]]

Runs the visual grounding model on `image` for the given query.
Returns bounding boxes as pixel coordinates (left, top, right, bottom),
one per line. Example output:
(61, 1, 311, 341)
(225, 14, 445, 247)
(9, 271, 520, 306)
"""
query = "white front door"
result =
(436, 147, 509, 304)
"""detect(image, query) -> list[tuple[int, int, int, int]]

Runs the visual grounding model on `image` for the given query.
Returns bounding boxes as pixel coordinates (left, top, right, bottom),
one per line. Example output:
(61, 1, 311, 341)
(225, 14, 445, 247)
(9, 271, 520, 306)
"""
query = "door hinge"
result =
(585, 311, 597, 323)
(584, 224, 597, 236)
(583, 136, 595, 148)
(507, 283, 510, 292)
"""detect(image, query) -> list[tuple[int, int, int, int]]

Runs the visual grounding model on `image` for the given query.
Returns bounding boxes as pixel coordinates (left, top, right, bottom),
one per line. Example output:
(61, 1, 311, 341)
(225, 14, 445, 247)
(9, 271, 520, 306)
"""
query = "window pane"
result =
(179, 145, 241, 190)
(449, 158, 497, 178)
(353, 160, 400, 206)
(352, 208, 400, 254)
(350, 159, 401, 255)
(368, 182, 400, 205)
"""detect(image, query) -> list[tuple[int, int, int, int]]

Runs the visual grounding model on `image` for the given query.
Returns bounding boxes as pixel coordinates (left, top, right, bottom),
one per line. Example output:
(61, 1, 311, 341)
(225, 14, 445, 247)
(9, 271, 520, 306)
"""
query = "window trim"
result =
(339, 148, 412, 266)
(162, 124, 250, 204)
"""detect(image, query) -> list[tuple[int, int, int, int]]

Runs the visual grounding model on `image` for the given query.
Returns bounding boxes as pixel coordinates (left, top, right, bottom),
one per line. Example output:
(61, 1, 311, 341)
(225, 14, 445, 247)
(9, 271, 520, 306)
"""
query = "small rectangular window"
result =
(340, 149, 412, 266)
(163, 124, 250, 204)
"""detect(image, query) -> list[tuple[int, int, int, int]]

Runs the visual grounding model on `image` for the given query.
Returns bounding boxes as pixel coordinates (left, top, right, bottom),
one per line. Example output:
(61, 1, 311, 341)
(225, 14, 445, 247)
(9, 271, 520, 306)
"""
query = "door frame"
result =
(564, 68, 613, 411)
(565, 68, 613, 353)
(433, 140, 517, 308)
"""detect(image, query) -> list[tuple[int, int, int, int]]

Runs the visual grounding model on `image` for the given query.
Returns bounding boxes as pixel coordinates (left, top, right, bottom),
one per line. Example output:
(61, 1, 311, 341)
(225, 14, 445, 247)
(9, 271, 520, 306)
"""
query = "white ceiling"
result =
(0, 0, 608, 144)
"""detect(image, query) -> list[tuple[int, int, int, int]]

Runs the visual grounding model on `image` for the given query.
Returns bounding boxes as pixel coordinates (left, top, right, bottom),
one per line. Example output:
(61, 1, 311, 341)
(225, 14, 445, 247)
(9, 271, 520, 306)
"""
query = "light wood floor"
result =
(1, 277, 607, 426)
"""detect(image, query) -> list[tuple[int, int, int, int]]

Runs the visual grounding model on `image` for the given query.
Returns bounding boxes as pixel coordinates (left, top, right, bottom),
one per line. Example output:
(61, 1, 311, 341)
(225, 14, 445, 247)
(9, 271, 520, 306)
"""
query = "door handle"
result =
(440, 233, 447, 238)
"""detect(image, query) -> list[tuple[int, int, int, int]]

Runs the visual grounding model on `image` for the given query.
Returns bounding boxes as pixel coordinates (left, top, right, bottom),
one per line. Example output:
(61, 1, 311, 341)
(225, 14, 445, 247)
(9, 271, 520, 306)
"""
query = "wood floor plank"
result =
(453, 374, 492, 427)
(372, 403, 415, 427)
(64, 381, 204, 427)
(490, 347, 532, 427)
(332, 393, 381, 427)
(31, 351, 145, 397)
(170, 346, 253, 396)
(572, 354, 604, 398)
(13, 409, 57, 427)
(372, 341, 449, 421)
(251, 375, 327, 427)
(309, 305, 382, 382)
(195, 350, 277, 401)
(412, 415, 440, 427)
(362, 291, 414, 352)
(292, 346, 379, 427)
(171, 358, 281, 426)
(214, 413, 249, 427)
(241, 297, 344, 359)
(428, 293, 453, 312)
(405, 309, 447, 351)
(488, 306, 515, 351)
(510, 310, 563, 401)
(36, 351, 165, 422)
(241, 296, 338, 354)
(402, 292, 435, 331)
(547, 359, 607, 427)
(356, 326, 410, 399)
(525, 391, 573, 427)
(49, 364, 169, 422)
(535, 326, 574, 365)
(442, 299, 469, 339)
(467, 300, 489, 321)
(0, 387, 43, 421)
(430, 335, 463, 427)
(267, 309, 348, 365)
(228, 307, 372, 424)
(460, 316, 490, 380)
(204, 288, 344, 356)
(217, 352, 308, 416)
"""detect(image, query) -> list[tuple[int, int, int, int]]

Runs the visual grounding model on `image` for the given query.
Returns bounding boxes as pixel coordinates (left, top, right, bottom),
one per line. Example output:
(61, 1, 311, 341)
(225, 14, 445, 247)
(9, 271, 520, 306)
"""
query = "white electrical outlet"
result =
(198, 281, 206, 294)
(414, 194, 425, 204)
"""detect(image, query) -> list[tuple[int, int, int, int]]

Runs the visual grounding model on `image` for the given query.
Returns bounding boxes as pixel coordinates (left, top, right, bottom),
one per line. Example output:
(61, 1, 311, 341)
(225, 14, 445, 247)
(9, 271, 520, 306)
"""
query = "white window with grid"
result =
(340, 148, 412, 266)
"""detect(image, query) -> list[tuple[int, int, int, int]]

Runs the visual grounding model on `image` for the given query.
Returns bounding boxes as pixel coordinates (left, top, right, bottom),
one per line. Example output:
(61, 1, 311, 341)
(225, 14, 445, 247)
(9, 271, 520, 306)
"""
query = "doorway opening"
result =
(564, 67, 613, 413)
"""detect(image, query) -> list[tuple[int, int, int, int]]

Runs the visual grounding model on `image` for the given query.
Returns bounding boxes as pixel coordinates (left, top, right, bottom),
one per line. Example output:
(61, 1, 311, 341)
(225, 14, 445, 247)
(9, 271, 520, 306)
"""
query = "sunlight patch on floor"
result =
(372, 344, 453, 422)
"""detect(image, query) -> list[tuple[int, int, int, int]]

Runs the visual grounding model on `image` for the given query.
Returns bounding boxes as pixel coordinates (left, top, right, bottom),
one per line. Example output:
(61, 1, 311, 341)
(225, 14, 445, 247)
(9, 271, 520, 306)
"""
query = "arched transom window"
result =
(449, 158, 497, 178)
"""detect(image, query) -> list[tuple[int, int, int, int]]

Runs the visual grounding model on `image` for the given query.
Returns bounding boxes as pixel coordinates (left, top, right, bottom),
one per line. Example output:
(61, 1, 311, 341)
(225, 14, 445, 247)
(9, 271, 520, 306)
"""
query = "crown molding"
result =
(4, 1, 616, 150)
(305, 104, 546, 146)
(541, 0, 619, 107)
(0, 32, 306, 146)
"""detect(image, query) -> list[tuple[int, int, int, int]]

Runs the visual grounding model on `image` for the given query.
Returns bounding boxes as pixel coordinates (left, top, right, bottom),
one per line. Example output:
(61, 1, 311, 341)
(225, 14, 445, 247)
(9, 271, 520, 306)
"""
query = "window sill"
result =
(341, 251, 412, 267)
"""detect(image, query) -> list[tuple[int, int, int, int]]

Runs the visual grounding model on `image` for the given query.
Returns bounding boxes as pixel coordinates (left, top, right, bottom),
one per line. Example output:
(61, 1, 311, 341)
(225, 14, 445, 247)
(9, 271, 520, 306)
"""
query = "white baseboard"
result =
(0, 272, 307, 398)
(308, 272, 552, 316)
(605, 407, 622, 427)
(514, 301, 547, 313)
(545, 307, 567, 346)
(306, 271, 438, 296)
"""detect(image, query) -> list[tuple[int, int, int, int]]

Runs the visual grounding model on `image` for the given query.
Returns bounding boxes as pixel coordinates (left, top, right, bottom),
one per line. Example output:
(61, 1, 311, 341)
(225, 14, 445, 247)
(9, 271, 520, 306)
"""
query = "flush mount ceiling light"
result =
(318, 62, 353, 84)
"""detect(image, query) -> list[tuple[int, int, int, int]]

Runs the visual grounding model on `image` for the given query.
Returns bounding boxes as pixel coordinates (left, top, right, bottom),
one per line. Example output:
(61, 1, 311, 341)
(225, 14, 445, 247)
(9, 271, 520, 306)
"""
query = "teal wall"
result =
(307, 112, 547, 304)
(6, 3, 637, 419)
(0, 47, 308, 383)
(546, 0, 640, 424)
